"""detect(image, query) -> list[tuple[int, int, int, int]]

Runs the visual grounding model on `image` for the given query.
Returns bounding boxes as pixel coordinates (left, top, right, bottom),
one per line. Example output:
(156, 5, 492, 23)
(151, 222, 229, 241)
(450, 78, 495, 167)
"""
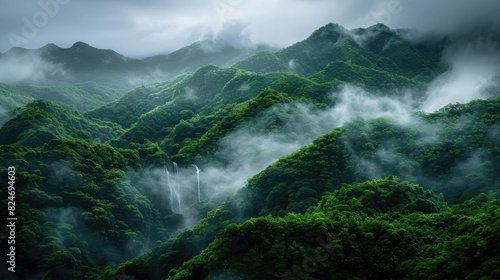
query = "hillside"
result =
(0, 82, 122, 113)
(168, 178, 498, 279)
(0, 100, 124, 147)
(109, 98, 500, 280)
(233, 23, 445, 82)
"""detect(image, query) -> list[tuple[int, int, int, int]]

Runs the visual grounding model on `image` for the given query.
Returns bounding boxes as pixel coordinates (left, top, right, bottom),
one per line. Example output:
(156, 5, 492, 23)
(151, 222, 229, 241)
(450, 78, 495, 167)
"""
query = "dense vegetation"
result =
(168, 178, 499, 279)
(108, 98, 499, 279)
(0, 100, 123, 147)
(0, 23, 499, 279)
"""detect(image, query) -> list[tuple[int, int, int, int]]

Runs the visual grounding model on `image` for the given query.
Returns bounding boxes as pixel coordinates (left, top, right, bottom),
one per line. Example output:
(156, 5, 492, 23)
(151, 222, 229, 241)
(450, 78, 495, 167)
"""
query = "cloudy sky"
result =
(1, 0, 500, 57)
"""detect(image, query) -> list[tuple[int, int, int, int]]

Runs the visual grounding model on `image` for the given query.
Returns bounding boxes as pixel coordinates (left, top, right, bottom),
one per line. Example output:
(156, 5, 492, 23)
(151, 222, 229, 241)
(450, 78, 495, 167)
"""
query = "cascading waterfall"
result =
(173, 162, 181, 213)
(165, 167, 174, 211)
(192, 164, 201, 202)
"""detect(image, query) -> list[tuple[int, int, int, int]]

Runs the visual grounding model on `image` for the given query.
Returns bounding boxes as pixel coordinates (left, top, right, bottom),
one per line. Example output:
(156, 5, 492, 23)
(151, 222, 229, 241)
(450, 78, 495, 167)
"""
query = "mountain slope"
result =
(0, 100, 123, 147)
(0, 137, 183, 280)
(87, 65, 335, 132)
(233, 23, 445, 81)
(168, 178, 498, 280)
(112, 98, 500, 279)
(140, 40, 273, 79)
(108, 67, 336, 156)
(85, 73, 192, 128)
(0, 82, 122, 113)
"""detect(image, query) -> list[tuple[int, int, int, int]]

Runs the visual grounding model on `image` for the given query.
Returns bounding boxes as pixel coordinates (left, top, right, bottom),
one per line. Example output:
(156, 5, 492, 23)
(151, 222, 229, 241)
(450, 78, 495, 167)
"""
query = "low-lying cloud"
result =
(423, 36, 500, 112)
(143, 85, 425, 225)
(0, 49, 66, 84)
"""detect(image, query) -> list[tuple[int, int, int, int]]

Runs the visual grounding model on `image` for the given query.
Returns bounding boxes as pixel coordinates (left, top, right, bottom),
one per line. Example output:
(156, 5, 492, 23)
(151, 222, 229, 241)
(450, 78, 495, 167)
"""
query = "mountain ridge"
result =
(0, 38, 274, 109)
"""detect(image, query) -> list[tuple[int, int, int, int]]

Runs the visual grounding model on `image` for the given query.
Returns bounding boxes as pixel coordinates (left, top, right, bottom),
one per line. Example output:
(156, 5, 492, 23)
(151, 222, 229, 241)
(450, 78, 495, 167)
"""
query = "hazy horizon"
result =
(2, 0, 500, 58)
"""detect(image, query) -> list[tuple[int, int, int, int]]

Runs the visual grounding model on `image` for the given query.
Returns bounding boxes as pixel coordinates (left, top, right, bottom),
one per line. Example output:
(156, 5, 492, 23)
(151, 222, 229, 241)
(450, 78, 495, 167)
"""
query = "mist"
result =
(0, 49, 67, 84)
(197, 86, 413, 196)
(422, 36, 500, 111)
(138, 84, 427, 227)
(0, 104, 10, 128)
(126, 64, 171, 87)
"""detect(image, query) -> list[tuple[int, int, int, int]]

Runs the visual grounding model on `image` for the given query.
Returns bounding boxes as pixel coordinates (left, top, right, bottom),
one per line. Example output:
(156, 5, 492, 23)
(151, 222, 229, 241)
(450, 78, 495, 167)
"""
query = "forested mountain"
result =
(0, 23, 499, 280)
(234, 23, 445, 82)
(0, 40, 271, 112)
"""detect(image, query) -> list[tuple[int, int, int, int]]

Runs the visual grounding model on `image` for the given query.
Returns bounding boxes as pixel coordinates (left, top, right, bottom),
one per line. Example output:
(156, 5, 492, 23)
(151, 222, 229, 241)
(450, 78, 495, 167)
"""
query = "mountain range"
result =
(0, 39, 272, 112)
(0, 23, 499, 280)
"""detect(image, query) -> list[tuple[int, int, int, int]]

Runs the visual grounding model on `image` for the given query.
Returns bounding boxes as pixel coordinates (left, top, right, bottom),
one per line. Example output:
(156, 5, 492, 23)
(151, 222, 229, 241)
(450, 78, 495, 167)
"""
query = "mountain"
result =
(0, 40, 272, 105)
(90, 23, 447, 129)
(85, 23, 448, 163)
(1, 22, 499, 280)
(233, 23, 446, 82)
(139, 39, 274, 80)
(0, 42, 134, 89)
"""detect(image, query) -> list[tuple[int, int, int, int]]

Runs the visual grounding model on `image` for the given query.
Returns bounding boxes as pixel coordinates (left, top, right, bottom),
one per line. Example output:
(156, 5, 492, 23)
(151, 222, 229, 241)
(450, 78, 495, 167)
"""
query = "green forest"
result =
(0, 22, 499, 280)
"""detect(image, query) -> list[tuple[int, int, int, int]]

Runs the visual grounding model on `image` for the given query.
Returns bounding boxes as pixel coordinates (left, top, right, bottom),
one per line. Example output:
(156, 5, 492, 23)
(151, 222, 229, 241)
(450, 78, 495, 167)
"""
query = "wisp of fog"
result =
(0, 49, 66, 84)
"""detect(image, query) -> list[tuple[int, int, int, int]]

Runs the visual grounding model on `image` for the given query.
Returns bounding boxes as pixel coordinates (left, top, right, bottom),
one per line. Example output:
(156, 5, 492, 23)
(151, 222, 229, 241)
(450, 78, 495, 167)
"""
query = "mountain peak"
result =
(305, 22, 349, 45)
(70, 41, 93, 49)
(40, 43, 61, 52)
(325, 22, 348, 31)
(352, 23, 392, 36)
(368, 23, 390, 30)
(64, 41, 127, 61)
(311, 22, 349, 37)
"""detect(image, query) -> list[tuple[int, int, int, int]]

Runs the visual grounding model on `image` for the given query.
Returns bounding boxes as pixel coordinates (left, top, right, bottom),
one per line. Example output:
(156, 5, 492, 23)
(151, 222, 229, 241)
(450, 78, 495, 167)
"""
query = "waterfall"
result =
(192, 164, 201, 202)
(173, 162, 181, 213)
(165, 167, 174, 211)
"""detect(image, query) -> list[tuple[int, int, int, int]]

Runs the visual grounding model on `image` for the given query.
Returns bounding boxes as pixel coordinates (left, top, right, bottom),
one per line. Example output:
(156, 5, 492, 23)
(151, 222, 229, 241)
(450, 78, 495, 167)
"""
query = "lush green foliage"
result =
(309, 60, 420, 90)
(234, 23, 444, 81)
(169, 178, 499, 280)
(86, 74, 192, 128)
(115, 98, 500, 280)
(339, 99, 500, 203)
(105, 66, 335, 158)
(0, 100, 123, 147)
(0, 137, 182, 279)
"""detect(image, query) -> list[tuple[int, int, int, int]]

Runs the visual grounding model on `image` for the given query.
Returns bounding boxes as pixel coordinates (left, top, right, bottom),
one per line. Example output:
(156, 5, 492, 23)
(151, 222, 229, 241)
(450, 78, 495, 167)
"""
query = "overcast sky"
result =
(1, 0, 500, 57)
